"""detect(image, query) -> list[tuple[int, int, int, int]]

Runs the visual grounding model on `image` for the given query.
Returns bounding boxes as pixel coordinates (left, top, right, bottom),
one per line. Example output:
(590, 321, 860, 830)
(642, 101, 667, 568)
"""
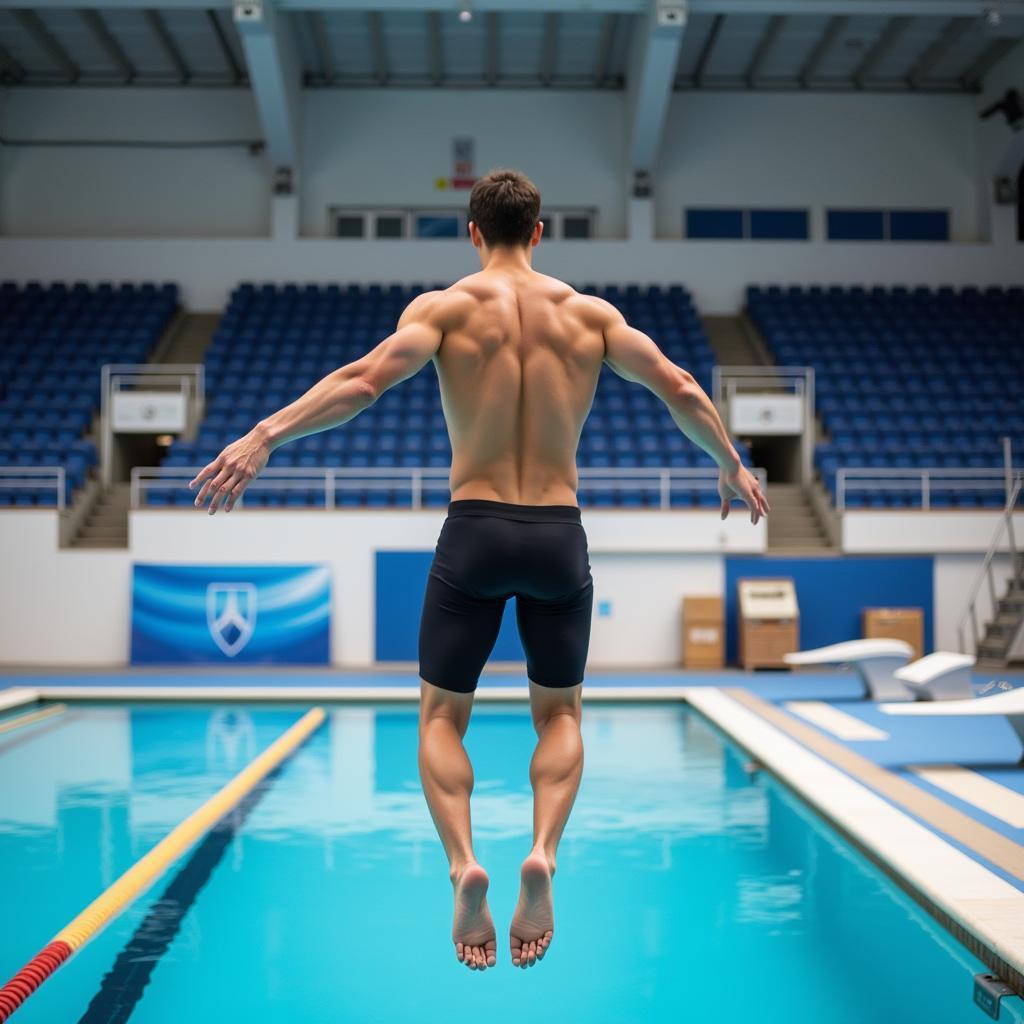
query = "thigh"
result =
(515, 576, 594, 689)
(419, 572, 506, 694)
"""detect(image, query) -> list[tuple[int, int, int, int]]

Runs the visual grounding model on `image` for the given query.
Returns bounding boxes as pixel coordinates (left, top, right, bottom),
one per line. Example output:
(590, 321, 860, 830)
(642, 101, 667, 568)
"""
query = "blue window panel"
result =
(749, 209, 809, 241)
(889, 209, 949, 242)
(685, 209, 743, 240)
(415, 215, 460, 239)
(827, 209, 885, 241)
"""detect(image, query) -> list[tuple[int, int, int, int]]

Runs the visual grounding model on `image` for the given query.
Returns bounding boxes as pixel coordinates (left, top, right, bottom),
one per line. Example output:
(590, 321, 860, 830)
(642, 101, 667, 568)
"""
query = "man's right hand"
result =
(719, 465, 770, 525)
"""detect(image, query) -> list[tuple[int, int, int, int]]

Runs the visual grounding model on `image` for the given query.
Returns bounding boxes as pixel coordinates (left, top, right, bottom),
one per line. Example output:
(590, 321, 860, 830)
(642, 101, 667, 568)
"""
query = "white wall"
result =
(0, 508, 761, 667)
(843, 511, 1024, 554)
(657, 91, 979, 242)
(0, 89, 270, 238)
(301, 89, 628, 239)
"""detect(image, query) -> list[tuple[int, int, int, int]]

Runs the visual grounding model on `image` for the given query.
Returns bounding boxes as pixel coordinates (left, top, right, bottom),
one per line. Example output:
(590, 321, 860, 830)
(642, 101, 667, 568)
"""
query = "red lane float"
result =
(0, 941, 72, 1021)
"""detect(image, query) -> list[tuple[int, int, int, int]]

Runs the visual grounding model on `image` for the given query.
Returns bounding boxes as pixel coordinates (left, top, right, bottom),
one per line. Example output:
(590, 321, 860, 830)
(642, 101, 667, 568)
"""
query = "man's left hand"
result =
(188, 427, 271, 515)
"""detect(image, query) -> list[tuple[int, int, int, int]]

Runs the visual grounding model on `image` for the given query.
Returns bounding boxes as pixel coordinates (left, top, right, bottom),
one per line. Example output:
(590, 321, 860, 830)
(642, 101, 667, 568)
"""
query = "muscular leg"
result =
(509, 680, 583, 969)
(418, 679, 496, 970)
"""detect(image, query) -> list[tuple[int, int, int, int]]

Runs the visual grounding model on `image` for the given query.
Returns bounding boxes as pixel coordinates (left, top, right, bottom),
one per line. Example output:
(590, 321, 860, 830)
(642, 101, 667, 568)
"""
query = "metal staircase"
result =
(959, 477, 1024, 667)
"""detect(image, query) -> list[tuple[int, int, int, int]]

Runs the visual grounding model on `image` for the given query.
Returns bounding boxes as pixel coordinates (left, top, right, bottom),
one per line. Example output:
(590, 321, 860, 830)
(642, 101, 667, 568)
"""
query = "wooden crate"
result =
(683, 596, 724, 669)
(738, 578, 799, 670)
(862, 607, 924, 660)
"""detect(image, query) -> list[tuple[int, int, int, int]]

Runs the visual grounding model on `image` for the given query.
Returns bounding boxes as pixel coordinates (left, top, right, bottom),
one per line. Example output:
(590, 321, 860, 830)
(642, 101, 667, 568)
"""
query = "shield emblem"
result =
(206, 582, 258, 657)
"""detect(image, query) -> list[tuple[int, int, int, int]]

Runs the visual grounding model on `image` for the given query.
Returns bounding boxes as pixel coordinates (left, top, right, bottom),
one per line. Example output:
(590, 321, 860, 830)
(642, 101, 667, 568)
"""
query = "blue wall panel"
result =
(375, 551, 525, 664)
(723, 556, 933, 663)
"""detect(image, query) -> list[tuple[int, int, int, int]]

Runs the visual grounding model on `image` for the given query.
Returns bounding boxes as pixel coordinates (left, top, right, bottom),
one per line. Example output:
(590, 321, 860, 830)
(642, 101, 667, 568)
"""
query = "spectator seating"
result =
(0, 281, 178, 507)
(748, 285, 1024, 509)
(158, 282, 748, 508)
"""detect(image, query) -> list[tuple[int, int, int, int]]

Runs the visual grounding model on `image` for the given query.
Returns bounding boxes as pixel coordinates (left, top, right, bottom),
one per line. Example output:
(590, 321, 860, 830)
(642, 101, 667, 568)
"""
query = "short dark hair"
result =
(468, 169, 541, 248)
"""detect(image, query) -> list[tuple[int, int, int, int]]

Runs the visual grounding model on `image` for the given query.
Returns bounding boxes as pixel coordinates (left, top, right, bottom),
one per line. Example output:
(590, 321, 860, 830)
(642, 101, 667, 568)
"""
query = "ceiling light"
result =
(458, 6, 472, 22)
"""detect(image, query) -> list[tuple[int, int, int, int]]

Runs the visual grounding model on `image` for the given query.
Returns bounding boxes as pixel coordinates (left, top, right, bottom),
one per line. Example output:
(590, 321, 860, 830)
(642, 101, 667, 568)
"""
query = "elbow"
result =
(671, 369, 701, 407)
(349, 376, 379, 408)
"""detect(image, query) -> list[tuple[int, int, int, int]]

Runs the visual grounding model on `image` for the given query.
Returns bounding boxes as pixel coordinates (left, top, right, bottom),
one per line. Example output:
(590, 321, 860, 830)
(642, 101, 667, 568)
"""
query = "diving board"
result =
(783, 639, 914, 701)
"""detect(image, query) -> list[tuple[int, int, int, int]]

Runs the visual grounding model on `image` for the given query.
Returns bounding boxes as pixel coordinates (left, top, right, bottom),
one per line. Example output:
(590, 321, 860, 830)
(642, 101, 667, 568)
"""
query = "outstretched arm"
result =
(599, 302, 769, 524)
(190, 291, 446, 514)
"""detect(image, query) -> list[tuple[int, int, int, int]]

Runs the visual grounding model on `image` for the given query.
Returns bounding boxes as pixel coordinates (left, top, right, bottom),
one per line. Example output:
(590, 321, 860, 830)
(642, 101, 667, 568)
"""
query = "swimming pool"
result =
(0, 700, 1016, 1023)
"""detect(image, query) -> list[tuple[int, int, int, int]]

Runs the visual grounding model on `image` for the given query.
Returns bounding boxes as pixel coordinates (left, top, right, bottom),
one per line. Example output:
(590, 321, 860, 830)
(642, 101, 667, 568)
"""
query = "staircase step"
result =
(73, 537, 128, 549)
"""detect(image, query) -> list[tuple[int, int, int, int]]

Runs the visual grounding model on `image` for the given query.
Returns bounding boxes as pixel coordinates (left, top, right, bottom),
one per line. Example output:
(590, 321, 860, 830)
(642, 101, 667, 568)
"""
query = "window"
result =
(826, 208, 950, 242)
(415, 214, 461, 239)
(374, 214, 405, 239)
(333, 214, 365, 239)
(827, 209, 885, 241)
(685, 208, 809, 241)
(889, 209, 949, 242)
(562, 215, 593, 240)
(749, 209, 809, 241)
(686, 208, 744, 239)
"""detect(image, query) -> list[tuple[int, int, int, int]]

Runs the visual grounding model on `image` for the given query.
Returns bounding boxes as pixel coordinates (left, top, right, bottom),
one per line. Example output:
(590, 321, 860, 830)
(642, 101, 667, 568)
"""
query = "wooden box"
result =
(862, 607, 924, 660)
(683, 596, 724, 669)
(738, 578, 799, 670)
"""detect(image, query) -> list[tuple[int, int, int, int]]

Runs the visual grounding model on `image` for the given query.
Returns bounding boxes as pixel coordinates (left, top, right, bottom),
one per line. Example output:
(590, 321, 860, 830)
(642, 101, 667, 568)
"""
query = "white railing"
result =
(957, 477, 1023, 657)
(835, 467, 1018, 511)
(130, 465, 767, 511)
(0, 466, 67, 510)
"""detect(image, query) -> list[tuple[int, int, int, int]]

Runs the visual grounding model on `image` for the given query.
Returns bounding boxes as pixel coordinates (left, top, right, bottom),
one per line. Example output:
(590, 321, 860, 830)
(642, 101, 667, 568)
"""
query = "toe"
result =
(455, 941, 464, 963)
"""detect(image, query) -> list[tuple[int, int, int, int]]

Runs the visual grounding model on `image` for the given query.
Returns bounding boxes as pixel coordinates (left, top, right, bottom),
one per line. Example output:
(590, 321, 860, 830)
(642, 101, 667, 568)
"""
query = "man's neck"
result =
(480, 246, 533, 274)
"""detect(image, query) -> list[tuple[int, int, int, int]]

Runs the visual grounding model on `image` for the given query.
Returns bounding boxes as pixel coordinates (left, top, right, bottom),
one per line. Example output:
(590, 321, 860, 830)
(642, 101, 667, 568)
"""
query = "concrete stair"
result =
(765, 483, 833, 552)
(70, 482, 131, 548)
(703, 315, 773, 367)
(976, 556, 1024, 667)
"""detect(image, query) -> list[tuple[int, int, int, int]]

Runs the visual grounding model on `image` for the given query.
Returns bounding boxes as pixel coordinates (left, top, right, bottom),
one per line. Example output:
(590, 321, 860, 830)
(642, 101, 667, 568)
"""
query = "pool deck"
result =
(2, 665, 1023, 997)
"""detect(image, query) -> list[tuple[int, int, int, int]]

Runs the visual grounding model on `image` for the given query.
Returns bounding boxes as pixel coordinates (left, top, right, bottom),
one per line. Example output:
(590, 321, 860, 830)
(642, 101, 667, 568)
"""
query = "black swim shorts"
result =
(418, 499, 594, 694)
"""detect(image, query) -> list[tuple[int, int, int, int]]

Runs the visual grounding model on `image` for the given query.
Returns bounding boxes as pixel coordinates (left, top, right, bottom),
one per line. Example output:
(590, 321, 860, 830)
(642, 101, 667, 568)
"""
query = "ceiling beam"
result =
(798, 14, 846, 86)
(80, 9, 135, 84)
(744, 14, 784, 87)
(0, 42, 26, 83)
(144, 9, 190, 84)
(852, 15, 911, 87)
(6, 0, 1022, 14)
(233, 2, 302, 173)
(627, 0, 688, 179)
(207, 9, 243, 82)
(427, 10, 443, 86)
(960, 36, 1021, 90)
(906, 16, 971, 86)
(13, 10, 78, 82)
(693, 13, 722, 87)
(594, 12, 618, 86)
(540, 12, 559, 86)
(484, 11, 498, 85)
(307, 11, 334, 85)
(367, 11, 388, 85)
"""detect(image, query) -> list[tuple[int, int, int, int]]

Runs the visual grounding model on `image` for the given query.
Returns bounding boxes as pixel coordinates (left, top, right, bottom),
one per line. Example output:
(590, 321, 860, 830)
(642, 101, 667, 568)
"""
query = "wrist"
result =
(718, 449, 742, 474)
(253, 419, 280, 449)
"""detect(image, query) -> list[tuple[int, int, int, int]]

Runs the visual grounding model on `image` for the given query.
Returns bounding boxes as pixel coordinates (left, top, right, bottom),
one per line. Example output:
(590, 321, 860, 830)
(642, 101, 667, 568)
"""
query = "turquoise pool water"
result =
(0, 701, 1019, 1023)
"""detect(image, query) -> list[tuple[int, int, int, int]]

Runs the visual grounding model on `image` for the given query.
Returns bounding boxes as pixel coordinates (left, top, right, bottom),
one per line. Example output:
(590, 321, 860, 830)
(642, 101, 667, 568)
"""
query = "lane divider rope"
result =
(0, 706, 326, 1021)
(0, 704, 67, 736)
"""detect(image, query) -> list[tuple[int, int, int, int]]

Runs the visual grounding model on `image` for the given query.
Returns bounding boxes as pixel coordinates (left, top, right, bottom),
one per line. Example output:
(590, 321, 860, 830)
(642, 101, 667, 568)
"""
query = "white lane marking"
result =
(910, 765, 1024, 830)
(785, 700, 889, 741)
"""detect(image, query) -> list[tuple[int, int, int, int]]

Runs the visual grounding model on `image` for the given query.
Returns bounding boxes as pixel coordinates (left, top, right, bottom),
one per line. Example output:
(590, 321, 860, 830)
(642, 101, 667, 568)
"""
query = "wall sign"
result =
(131, 563, 331, 664)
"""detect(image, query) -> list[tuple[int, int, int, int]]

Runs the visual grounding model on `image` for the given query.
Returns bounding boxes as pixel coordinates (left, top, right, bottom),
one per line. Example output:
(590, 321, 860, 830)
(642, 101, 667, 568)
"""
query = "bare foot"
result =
(509, 851, 554, 968)
(451, 862, 497, 971)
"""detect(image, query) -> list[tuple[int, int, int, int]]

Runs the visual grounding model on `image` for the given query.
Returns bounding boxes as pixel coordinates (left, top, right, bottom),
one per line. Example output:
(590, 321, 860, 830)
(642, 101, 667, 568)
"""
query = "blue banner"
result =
(131, 564, 331, 665)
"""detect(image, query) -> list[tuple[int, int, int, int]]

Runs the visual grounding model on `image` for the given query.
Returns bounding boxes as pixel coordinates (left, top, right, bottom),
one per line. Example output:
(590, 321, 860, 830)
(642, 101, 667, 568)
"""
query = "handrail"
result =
(130, 464, 768, 511)
(0, 466, 67, 511)
(836, 467, 1013, 511)
(957, 476, 1023, 656)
